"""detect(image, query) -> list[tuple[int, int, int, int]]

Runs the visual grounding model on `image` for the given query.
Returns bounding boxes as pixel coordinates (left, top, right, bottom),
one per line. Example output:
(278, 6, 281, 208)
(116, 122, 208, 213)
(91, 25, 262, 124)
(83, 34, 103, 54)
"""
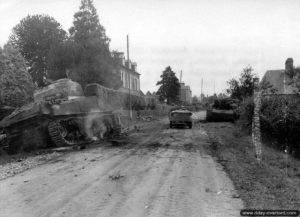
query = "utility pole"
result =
(179, 70, 183, 105)
(127, 35, 132, 120)
(213, 81, 216, 101)
(180, 70, 182, 84)
(201, 77, 203, 102)
(214, 81, 215, 95)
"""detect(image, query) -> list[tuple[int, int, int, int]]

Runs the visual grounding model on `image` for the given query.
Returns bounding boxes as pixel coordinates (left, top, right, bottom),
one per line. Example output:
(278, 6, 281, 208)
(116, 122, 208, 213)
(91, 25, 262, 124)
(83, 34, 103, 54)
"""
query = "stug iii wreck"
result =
(206, 98, 239, 122)
(0, 79, 122, 153)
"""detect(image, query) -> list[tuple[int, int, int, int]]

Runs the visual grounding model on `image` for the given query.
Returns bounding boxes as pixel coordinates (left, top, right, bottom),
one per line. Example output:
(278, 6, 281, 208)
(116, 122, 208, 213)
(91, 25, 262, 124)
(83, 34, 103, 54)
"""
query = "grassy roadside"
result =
(202, 122, 300, 209)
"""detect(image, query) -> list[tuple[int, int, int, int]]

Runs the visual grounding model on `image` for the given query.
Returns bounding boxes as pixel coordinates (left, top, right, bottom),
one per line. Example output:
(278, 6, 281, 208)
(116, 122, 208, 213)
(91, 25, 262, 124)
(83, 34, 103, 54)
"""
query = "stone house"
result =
(179, 82, 192, 104)
(112, 51, 141, 96)
(260, 58, 300, 95)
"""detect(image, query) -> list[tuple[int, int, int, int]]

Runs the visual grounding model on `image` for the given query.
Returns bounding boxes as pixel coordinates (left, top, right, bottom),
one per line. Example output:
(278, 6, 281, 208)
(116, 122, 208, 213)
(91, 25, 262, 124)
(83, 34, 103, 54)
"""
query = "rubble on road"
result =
(0, 151, 62, 180)
(107, 138, 128, 146)
(137, 115, 154, 121)
(109, 171, 124, 180)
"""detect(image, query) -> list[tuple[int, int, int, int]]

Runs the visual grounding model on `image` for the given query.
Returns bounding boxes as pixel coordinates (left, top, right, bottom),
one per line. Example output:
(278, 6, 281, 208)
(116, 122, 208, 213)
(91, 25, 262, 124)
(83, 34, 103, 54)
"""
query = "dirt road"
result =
(0, 116, 243, 217)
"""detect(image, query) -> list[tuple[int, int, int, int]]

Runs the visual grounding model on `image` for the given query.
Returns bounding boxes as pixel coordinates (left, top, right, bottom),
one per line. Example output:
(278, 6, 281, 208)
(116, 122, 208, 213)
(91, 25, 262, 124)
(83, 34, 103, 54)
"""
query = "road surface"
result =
(0, 115, 243, 217)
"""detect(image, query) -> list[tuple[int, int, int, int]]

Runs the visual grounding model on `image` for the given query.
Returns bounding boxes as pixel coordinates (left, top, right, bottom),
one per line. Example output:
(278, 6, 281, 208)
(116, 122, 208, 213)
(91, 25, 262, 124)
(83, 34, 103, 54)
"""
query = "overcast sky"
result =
(1, 0, 300, 95)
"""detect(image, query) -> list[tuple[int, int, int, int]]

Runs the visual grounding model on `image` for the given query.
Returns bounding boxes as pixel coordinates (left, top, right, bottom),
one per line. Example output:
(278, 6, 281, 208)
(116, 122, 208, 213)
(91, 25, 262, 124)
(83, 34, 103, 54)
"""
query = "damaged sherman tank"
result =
(0, 79, 122, 153)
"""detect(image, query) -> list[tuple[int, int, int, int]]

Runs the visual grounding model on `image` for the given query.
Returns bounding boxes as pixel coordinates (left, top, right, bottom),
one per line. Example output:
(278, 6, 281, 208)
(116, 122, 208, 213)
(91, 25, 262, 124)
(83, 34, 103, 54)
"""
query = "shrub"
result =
(236, 97, 254, 130)
(238, 95, 300, 156)
(260, 95, 300, 156)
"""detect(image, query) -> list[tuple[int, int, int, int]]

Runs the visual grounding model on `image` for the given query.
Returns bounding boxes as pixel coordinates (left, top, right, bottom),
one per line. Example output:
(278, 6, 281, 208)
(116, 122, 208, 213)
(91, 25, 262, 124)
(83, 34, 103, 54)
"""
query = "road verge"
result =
(202, 122, 300, 210)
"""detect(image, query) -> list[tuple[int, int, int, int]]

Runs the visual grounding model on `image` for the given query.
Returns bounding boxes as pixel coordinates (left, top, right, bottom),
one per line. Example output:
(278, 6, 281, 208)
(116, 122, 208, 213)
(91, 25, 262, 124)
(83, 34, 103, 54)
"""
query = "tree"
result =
(226, 65, 258, 100)
(217, 93, 228, 99)
(68, 0, 122, 89)
(46, 41, 73, 81)
(156, 66, 180, 104)
(10, 14, 67, 87)
(0, 43, 35, 107)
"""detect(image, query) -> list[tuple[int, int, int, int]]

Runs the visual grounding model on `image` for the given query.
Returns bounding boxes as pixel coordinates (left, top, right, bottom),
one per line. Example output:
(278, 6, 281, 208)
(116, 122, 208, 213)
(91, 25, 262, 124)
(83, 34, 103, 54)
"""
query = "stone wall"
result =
(84, 83, 172, 128)
(84, 83, 156, 111)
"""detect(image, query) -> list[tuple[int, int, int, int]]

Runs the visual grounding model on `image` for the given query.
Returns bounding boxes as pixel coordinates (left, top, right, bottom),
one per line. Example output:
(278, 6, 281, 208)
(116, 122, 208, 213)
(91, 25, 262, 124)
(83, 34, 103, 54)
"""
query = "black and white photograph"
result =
(0, 0, 299, 216)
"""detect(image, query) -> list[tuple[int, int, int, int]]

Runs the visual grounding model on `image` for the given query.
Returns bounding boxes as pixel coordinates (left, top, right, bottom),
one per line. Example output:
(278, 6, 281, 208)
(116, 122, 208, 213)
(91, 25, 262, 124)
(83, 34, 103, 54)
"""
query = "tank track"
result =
(48, 120, 93, 147)
(48, 121, 74, 147)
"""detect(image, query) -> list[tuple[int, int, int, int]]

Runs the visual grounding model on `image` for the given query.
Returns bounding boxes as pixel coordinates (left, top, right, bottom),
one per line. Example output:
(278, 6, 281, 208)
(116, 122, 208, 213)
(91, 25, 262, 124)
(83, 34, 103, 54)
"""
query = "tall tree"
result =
(10, 14, 67, 87)
(46, 41, 72, 81)
(0, 43, 35, 107)
(68, 0, 122, 89)
(226, 65, 258, 100)
(156, 66, 180, 104)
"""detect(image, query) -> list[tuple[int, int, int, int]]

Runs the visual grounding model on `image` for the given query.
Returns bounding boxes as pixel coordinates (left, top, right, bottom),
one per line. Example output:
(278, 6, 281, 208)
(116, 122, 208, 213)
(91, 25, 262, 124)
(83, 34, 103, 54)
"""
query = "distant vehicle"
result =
(206, 98, 239, 122)
(169, 107, 193, 129)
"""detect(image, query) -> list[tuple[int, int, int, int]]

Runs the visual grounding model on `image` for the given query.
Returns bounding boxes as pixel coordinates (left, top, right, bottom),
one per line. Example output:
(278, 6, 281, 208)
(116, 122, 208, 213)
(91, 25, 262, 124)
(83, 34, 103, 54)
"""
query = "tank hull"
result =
(0, 79, 122, 153)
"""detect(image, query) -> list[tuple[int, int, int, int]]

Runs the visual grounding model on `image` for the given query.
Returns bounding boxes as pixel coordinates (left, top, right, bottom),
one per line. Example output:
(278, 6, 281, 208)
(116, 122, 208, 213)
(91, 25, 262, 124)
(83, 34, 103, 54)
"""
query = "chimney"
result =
(285, 58, 294, 76)
(125, 60, 131, 69)
(131, 62, 137, 72)
(112, 51, 125, 65)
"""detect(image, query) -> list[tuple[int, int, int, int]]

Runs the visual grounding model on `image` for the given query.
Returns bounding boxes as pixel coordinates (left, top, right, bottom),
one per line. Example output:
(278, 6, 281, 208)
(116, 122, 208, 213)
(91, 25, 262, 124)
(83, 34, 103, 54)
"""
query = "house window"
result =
(123, 72, 127, 87)
(120, 71, 124, 87)
(123, 71, 126, 87)
(132, 78, 135, 90)
(131, 77, 134, 90)
(127, 72, 130, 88)
(135, 78, 138, 90)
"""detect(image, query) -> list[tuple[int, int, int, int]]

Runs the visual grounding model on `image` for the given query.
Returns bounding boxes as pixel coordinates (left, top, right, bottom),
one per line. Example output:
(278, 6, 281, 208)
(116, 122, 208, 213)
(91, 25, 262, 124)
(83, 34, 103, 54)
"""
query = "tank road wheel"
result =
(48, 121, 75, 147)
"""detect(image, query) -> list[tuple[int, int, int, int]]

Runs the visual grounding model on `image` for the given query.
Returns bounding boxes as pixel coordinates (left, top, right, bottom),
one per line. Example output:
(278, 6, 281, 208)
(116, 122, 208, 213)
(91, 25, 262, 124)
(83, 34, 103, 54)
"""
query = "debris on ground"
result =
(50, 147, 73, 152)
(0, 151, 62, 180)
(205, 188, 211, 192)
(107, 134, 129, 146)
(137, 115, 153, 122)
(232, 193, 240, 198)
(109, 171, 124, 180)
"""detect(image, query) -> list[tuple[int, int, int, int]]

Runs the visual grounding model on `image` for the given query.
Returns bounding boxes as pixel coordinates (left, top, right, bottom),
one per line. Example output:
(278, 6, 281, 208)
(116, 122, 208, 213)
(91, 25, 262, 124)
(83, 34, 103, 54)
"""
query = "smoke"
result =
(84, 109, 108, 141)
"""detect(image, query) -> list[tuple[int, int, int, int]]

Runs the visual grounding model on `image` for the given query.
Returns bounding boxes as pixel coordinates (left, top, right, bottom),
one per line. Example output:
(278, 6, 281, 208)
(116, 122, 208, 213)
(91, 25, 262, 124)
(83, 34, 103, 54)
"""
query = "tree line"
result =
(6, 0, 121, 88)
(1, 0, 124, 108)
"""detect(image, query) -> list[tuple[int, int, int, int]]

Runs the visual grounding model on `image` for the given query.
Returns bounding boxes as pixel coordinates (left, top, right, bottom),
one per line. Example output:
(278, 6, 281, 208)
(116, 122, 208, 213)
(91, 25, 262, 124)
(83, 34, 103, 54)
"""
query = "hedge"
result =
(238, 95, 300, 157)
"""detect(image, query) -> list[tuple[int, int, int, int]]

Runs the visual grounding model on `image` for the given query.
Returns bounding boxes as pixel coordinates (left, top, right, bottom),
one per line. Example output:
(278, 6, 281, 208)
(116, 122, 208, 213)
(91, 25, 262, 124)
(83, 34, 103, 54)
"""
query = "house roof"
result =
(146, 91, 152, 96)
(118, 64, 140, 76)
(139, 90, 145, 96)
(261, 69, 297, 94)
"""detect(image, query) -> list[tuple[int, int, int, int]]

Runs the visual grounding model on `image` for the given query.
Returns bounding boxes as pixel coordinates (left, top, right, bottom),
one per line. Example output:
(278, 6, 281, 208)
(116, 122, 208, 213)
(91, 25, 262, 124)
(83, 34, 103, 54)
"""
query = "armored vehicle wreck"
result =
(206, 98, 239, 122)
(0, 79, 122, 153)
